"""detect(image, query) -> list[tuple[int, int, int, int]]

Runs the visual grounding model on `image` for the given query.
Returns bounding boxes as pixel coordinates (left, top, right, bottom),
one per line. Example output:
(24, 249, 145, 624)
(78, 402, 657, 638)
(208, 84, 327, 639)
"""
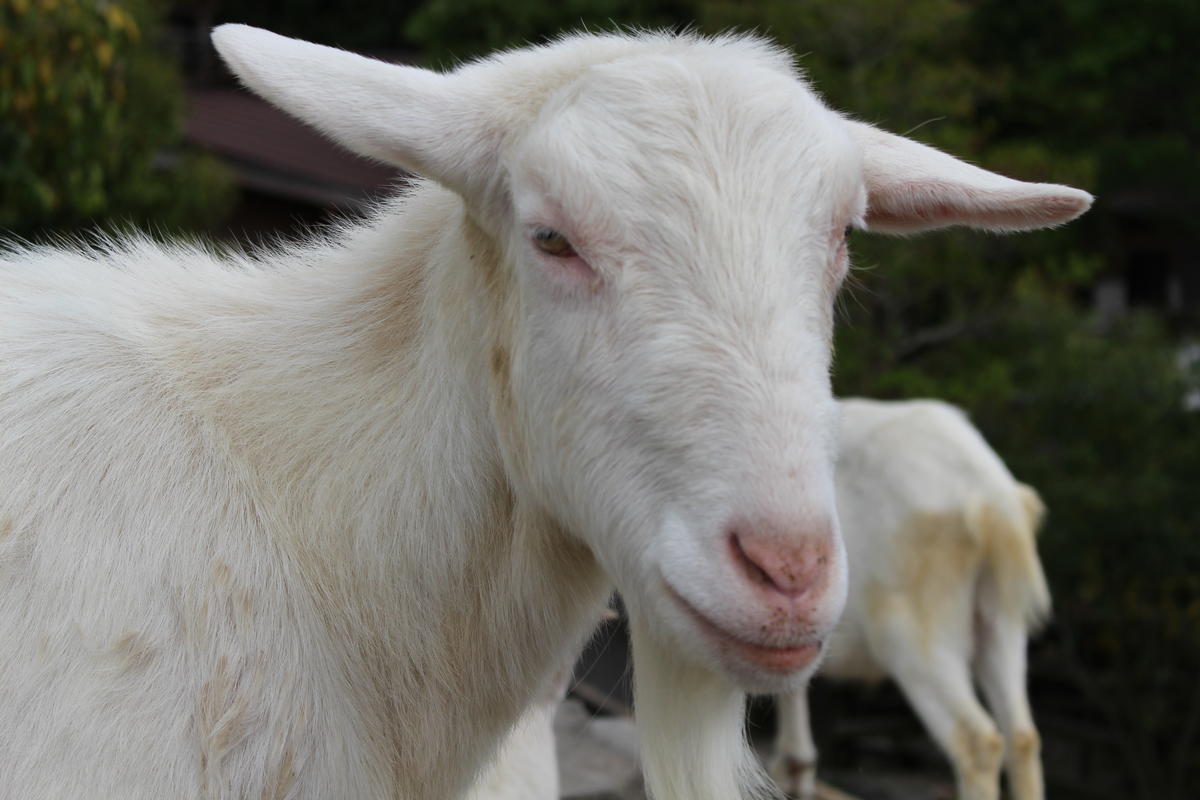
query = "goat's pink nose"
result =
(729, 526, 833, 600)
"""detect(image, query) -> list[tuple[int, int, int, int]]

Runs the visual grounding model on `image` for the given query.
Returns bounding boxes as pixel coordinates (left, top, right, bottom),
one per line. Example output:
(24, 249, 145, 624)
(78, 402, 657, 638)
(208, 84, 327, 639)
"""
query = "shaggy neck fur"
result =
(631, 617, 776, 800)
(153, 183, 609, 796)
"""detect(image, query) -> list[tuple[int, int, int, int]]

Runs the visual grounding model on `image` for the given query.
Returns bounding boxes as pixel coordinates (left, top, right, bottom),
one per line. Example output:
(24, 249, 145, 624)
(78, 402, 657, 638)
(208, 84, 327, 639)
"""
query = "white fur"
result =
(465, 702, 559, 800)
(0, 26, 1087, 800)
(771, 399, 1052, 800)
(465, 672, 565, 800)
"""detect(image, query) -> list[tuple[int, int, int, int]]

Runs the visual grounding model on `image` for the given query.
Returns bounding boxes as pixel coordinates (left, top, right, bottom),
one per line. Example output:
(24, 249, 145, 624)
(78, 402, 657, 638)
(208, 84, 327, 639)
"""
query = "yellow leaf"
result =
(104, 5, 139, 41)
(104, 6, 125, 29)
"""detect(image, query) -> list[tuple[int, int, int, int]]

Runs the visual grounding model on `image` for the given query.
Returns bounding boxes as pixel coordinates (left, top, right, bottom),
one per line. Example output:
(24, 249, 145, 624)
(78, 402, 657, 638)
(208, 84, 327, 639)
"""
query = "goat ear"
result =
(211, 25, 498, 207)
(847, 120, 1093, 234)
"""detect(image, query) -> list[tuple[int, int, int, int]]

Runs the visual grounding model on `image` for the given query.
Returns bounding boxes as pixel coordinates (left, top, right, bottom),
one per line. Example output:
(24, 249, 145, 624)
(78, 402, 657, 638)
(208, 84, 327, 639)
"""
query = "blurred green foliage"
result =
(406, 0, 695, 66)
(0, 0, 233, 237)
(970, 0, 1200, 232)
(210, 0, 418, 53)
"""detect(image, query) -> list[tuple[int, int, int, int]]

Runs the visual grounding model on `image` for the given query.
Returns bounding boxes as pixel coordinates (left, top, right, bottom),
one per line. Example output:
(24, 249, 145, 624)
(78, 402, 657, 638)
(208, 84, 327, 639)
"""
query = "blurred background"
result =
(2, 1, 1196, 798)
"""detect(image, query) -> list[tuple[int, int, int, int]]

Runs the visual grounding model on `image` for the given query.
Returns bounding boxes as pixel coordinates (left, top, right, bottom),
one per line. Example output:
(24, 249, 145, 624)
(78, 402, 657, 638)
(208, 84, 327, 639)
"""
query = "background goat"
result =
(0, 26, 1087, 799)
(771, 399, 1051, 800)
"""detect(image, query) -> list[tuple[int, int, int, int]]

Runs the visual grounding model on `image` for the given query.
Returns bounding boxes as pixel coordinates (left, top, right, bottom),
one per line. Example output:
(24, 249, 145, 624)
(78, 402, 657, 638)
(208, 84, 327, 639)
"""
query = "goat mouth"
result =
(663, 582, 822, 674)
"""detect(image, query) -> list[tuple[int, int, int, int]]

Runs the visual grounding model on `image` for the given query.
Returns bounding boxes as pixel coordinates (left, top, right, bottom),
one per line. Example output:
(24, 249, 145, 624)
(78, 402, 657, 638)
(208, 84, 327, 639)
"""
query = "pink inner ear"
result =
(847, 119, 1093, 235)
(864, 180, 1094, 234)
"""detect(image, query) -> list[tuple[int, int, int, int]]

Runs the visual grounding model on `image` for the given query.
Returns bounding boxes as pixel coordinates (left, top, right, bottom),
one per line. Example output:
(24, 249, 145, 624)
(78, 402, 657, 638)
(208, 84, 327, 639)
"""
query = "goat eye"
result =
(843, 225, 853, 240)
(532, 228, 576, 258)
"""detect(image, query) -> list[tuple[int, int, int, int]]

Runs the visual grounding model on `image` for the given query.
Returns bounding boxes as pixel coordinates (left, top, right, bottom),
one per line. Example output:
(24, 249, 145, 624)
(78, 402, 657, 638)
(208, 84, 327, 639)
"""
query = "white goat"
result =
(0, 25, 1088, 800)
(771, 399, 1051, 800)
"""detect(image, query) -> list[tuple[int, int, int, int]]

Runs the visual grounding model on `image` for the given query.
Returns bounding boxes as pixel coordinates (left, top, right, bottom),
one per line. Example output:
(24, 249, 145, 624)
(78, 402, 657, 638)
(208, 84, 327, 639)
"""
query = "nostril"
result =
(730, 532, 775, 589)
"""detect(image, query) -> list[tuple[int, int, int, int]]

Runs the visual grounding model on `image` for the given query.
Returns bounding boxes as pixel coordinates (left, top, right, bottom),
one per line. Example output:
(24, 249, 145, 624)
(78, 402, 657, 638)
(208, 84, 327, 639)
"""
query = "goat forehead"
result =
(515, 55, 860, 259)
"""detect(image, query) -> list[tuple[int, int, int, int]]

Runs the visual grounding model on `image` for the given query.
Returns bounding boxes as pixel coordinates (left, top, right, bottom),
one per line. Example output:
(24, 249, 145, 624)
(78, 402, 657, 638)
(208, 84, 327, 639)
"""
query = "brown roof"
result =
(185, 88, 405, 208)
